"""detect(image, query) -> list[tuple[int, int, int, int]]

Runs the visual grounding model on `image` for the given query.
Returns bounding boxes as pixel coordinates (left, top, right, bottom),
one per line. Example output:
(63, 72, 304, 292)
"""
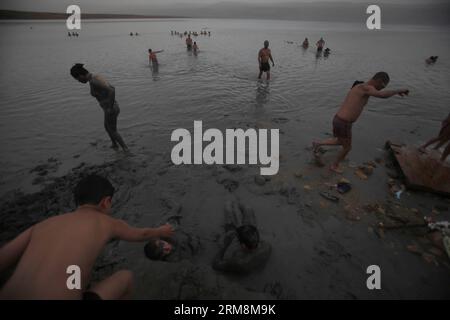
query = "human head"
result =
(148, 49, 152, 53)
(264, 40, 269, 48)
(144, 238, 173, 260)
(371, 72, 390, 90)
(236, 225, 260, 250)
(70, 63, 90, 83)
(73, 174, 115, 213)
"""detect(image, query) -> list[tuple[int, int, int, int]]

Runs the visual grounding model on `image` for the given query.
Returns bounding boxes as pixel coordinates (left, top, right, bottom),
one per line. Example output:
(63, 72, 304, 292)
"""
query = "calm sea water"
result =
(0, 19, 449, 190)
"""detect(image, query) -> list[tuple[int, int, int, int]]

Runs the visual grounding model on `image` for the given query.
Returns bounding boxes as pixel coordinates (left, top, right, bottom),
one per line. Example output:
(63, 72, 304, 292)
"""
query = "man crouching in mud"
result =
(70, 64, 129, 152)
(313, 72, 409, 173)
(0, 175, 174, 299)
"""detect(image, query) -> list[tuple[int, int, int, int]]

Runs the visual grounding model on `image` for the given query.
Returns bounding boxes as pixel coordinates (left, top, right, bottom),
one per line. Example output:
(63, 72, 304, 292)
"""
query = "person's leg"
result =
(104, 112, 119, 149)
(267, 70, 271, 80)
(419, 136, 440, 151)
(258, 67, 263, 79)
(107, 103, 128, 151)
(313, 138, 340, 150)
(433, 136, 449, 150)
(88, 270, 134, 300)
(330, 138, 351, 173)
(440, 142, 450, 162)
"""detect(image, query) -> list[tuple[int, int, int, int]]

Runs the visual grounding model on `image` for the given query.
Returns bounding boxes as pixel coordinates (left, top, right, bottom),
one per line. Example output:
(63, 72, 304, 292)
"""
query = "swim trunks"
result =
(187, 44, 192, 50)
(260, 62, 270, 72)
(333, 115, 353, 140)
(82, 291, 102, 300)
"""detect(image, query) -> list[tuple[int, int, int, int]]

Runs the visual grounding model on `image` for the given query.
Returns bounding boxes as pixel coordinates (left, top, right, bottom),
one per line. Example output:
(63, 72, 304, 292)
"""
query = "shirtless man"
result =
(186, 35, 193, 50)
(0, 175, 174, 299)
(148, 49, 164, 67)
(316, 37, 325, 52)
(313, 72, 409, 173)
(258, 40, 275, 80)
(70, 64, 128, 152)
(302, 38, 309, 49)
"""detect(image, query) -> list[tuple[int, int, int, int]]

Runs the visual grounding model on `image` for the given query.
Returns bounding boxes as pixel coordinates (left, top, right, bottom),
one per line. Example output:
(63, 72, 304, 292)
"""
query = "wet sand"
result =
(1, 125, 449, 299)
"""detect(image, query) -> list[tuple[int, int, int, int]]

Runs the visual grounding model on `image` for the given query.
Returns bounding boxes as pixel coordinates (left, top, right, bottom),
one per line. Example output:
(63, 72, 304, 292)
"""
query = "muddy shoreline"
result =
(1, 140, 449, 299)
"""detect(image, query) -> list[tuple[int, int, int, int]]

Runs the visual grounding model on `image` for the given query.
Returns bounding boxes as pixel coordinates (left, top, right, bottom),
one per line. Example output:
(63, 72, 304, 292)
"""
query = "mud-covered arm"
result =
(0, 227, 33, 274)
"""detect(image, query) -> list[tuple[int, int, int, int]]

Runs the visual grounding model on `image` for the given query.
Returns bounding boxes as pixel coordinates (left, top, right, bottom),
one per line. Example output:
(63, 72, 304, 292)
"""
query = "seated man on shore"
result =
(212, 200, 271, 274)
(0, 174, 174, 299)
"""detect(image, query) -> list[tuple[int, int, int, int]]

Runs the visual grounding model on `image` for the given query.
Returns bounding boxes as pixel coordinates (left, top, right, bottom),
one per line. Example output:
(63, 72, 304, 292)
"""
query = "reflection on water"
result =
(0, 19, 449, 180)
(255, 81, 270, 108)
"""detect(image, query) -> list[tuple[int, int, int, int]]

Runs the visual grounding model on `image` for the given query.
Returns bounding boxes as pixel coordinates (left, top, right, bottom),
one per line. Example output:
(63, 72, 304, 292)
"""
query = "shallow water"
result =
(0, 18, 449, 188)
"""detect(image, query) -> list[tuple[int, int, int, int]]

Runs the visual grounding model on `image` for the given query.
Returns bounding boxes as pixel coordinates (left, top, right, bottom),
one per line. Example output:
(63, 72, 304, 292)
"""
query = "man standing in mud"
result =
(258, 40, 275, 80)
(313, 72, 409, 173)
(0, 175, 174, 299)
(70, 64, 128, 152)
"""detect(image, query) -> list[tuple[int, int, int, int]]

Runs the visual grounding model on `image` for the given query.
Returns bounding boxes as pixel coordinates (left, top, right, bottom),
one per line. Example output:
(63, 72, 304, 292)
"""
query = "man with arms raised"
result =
(313, 72, 409, 173)
(0, 175, 174, 299)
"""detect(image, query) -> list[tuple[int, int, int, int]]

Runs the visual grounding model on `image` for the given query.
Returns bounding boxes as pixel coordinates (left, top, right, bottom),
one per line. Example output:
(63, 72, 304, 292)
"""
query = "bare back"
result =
(336, 83, 371, 122)
(259, 48, 271, 63)
(0, 210, 114, 299)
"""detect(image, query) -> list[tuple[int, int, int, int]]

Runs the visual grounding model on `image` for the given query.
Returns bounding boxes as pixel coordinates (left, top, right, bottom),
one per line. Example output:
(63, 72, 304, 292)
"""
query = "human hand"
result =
(158, 223, 175, 238)
(398, 89, 409, 97)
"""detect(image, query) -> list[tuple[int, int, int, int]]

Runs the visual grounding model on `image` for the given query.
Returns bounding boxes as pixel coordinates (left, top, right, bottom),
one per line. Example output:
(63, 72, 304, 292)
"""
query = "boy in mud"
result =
(212, 200, 271, 274)
(258, 40, 275, 80)
(70, 64, 128, 152)
(313, 72, 409, 173)
(419, 112, 450, 162)
(0, 175, 174, 299)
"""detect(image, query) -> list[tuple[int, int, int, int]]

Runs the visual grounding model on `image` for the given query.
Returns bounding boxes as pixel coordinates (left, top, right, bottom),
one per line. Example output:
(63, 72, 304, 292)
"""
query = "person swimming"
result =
(426, 56, 438, 64)
(193, 42, 199, 54)
(324, 48, 331, 57)
(70, 64, 129, 151)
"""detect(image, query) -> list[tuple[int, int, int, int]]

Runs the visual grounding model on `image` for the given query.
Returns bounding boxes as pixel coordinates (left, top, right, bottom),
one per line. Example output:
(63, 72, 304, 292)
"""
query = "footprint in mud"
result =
(271, 117, 289, 124)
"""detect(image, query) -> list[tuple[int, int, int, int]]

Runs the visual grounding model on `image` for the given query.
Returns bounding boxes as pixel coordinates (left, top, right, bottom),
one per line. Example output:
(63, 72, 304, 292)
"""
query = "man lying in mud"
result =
(212, 200, 271, 274)
(0, 175, 174, 299)
(70, 63, 129, 152)
(313, 72, 409, 173)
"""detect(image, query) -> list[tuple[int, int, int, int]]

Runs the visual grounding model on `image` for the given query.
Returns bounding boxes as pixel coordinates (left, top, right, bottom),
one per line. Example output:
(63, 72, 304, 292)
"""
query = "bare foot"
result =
(329, 164, 343, 174)
(312, 141, 320, 153)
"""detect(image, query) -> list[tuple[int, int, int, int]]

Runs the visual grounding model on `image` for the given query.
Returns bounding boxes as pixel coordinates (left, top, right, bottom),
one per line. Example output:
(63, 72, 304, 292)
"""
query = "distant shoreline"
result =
(0, 10, 185, 20)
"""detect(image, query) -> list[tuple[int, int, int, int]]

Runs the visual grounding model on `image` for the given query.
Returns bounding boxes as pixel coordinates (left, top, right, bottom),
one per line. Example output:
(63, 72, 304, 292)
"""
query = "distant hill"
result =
(0, 10, 183, 20)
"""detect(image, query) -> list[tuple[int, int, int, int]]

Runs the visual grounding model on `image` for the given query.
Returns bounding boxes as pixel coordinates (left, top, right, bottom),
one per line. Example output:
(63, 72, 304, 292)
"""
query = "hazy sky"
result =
(1, 0, 447, 13)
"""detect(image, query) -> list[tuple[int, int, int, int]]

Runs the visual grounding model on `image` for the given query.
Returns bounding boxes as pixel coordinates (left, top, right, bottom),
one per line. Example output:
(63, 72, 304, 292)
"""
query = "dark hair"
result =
(372, 72, 390, 84)
(144, 238, 163, 260)
(73, 174, 115, 206)
(148, 49, 152, 52)
(70, 63, 89, 79)
(236, 225, 259, 250)
(352, 80, 364, 88)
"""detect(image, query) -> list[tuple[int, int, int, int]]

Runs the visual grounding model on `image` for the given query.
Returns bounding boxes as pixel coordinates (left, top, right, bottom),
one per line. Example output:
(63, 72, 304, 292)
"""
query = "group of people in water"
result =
(0, 30, 448, 299)
(171, 30, 211, 37)
(67, 31, 79, 37)
(301, 36, 331, 56)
